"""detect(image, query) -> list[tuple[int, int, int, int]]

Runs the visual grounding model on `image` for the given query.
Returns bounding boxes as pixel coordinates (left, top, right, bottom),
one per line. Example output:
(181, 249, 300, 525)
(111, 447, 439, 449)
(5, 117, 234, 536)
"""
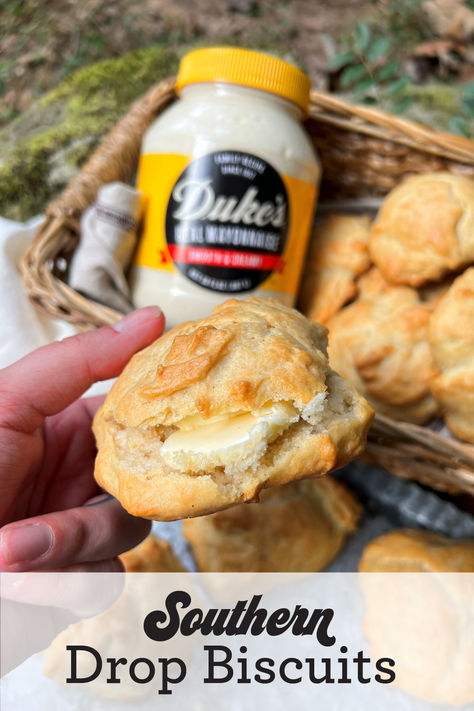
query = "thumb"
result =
(0, 306, 165, 434)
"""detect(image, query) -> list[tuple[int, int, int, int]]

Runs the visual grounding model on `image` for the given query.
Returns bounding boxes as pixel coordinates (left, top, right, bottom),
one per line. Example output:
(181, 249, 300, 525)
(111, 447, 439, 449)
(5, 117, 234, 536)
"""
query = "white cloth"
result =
(68, 182, 140, 313)
(0, 215, 113, 396)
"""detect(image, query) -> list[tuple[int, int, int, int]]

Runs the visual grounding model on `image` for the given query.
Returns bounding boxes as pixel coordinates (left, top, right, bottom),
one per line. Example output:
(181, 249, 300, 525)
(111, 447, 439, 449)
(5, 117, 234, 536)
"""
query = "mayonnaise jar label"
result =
(134, 149, 317, 297)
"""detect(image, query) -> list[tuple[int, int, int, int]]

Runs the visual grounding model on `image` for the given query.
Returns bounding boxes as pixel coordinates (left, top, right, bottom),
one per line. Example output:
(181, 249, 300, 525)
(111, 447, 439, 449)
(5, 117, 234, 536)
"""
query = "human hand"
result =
(0, 306, 165, 573)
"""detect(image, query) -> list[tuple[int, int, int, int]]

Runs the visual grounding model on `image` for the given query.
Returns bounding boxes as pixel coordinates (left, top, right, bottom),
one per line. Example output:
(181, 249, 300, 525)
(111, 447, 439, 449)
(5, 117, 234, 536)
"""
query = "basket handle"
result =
(46, 77, 176, 219)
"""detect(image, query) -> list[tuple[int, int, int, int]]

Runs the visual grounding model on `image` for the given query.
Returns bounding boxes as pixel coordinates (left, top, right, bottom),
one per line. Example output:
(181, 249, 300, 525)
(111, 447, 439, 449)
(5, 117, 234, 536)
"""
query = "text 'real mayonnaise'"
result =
(130, 47, 321, 329)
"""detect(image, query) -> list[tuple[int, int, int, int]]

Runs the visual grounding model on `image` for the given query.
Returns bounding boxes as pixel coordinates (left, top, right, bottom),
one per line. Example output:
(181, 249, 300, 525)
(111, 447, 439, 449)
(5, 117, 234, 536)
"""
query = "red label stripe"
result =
(168, 245, 282, 270)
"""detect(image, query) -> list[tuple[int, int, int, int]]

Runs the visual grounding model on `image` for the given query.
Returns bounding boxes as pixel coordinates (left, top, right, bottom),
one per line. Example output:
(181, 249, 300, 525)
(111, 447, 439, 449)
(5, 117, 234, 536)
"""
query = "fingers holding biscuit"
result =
(0, 306, 165, 433)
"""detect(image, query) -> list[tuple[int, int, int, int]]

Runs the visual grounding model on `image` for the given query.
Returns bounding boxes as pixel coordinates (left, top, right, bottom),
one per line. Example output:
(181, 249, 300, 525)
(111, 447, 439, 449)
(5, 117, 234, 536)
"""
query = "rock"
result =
(0, 46, 178, 220)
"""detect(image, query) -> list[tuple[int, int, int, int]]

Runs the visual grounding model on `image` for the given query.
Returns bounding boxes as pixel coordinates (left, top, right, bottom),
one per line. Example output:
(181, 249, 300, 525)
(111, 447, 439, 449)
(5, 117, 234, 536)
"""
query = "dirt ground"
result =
(0, 0, 377, 125)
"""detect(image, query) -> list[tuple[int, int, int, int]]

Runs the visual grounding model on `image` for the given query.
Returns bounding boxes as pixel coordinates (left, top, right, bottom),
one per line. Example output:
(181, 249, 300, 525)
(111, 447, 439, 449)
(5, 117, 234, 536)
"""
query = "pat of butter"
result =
(161, 402, 298, 473)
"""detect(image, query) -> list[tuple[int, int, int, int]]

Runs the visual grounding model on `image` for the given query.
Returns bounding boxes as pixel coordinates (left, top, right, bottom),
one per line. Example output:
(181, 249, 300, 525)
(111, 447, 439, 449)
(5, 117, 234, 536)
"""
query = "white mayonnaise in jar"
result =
(131, 47, 321, 328)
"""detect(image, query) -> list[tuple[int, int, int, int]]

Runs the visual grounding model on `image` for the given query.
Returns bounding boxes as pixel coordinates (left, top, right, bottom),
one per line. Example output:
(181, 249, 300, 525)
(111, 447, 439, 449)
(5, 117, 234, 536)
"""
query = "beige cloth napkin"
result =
(68, 182, 141, 313)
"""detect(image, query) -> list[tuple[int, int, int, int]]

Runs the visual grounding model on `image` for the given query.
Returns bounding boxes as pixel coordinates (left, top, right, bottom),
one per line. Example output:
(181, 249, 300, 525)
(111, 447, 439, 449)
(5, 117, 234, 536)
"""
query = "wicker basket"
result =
(20, 76, 474, 496)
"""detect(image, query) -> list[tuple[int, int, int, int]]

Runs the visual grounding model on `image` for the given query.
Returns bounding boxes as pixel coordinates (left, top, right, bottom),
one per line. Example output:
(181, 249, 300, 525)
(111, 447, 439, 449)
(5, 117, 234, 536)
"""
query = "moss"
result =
(402, 83, 474, 134)
(0, 45, 178, 220)
(43, 47, 178, 109)
(405, 82, 461, 114)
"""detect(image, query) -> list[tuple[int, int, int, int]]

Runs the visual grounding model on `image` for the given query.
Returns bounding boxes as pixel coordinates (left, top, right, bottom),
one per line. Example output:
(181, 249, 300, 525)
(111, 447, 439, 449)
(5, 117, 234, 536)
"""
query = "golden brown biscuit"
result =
(358, 263, 453, 305)
(429, 267, 474, 443)
(184, 475, 361, 572)
(327, 268, 439, 423)
(298, 213, 371, 324)
(120, 534, 185, 572)
(93, 298, 373, 521)
(369, 172, 474, 286)
(359, 528, 474, 572)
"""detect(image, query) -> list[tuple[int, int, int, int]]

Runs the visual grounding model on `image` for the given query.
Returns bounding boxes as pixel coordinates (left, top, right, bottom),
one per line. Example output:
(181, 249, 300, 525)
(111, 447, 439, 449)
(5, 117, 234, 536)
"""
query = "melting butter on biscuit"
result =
(161, 402, 298, 473)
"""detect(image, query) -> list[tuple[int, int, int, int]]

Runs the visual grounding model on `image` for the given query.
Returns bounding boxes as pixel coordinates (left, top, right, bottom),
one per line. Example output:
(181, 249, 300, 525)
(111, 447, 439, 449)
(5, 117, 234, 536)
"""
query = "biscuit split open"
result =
(93, 298, 373, 520)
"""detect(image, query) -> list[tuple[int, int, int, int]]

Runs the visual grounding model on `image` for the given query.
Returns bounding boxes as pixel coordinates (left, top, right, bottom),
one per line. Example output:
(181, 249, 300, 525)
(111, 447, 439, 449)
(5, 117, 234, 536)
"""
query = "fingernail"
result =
(0, 524, 54, 565)
(112, 306, 162, 333)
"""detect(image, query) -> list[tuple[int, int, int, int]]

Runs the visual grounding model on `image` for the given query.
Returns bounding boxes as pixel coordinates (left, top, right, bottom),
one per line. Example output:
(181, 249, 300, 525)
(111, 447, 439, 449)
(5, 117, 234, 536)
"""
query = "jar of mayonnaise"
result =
(131, 47, 321, 328)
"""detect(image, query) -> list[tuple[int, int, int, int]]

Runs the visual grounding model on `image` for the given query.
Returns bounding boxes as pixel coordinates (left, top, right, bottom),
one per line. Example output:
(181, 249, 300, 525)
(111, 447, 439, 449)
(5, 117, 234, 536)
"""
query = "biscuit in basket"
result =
(298, 213, 371, 324)
(93, 297, 373, 520)
(327, 268, 439, 423)
(359, 528, 474, 572)
(429, 267, 474, 443)
(120, 534, 185, 572)
(369, 172, 474, 286)
(183, 475, 361, 572)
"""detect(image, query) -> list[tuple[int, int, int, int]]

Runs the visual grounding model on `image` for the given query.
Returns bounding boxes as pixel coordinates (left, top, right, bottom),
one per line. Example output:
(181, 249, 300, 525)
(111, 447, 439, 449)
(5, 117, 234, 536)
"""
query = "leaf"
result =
(362, 96, 378, 105)
(367, 37, 391, 62)
(89, 33, 106, 52)
(449, 116, 471, 138)
(340, 63, 367, 87)
(375, 60, 400, 81)
(461, 82, 474, 101)
(385, 75, 410, 97)
(354, 22, 371, 53)
(0, 59, 14, 78)
(390, 96, 415, 114)
(461, 97, 474, 117)
(329, 51, 357, 70)
(461, 83, 474, 116)
(355, 77, 376, 94)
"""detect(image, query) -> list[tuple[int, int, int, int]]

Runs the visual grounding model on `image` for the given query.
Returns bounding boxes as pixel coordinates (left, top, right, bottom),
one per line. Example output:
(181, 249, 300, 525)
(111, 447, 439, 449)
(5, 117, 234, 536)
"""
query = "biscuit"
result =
(44, 537, 188, 701)
(369, 172, 474, 286)
(298, 213, 371, 324)
(429, 267, 474, 442)
(359, 530, 474, 705)
(183, 475, 361, 572)
(120, 534, 186, 572)
(327, 268, 439, 423)
(359, 528, 474, 572)
(93, 298, 373, 520)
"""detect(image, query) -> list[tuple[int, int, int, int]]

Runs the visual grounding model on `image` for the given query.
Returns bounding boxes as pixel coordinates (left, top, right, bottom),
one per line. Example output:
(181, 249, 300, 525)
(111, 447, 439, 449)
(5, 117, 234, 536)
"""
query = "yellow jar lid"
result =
(176, 47, 311, 114)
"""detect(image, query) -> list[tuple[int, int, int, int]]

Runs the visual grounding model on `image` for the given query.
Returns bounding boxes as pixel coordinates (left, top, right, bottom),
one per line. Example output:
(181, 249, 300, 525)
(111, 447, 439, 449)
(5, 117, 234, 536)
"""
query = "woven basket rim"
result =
(308, 90, 474, 163)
